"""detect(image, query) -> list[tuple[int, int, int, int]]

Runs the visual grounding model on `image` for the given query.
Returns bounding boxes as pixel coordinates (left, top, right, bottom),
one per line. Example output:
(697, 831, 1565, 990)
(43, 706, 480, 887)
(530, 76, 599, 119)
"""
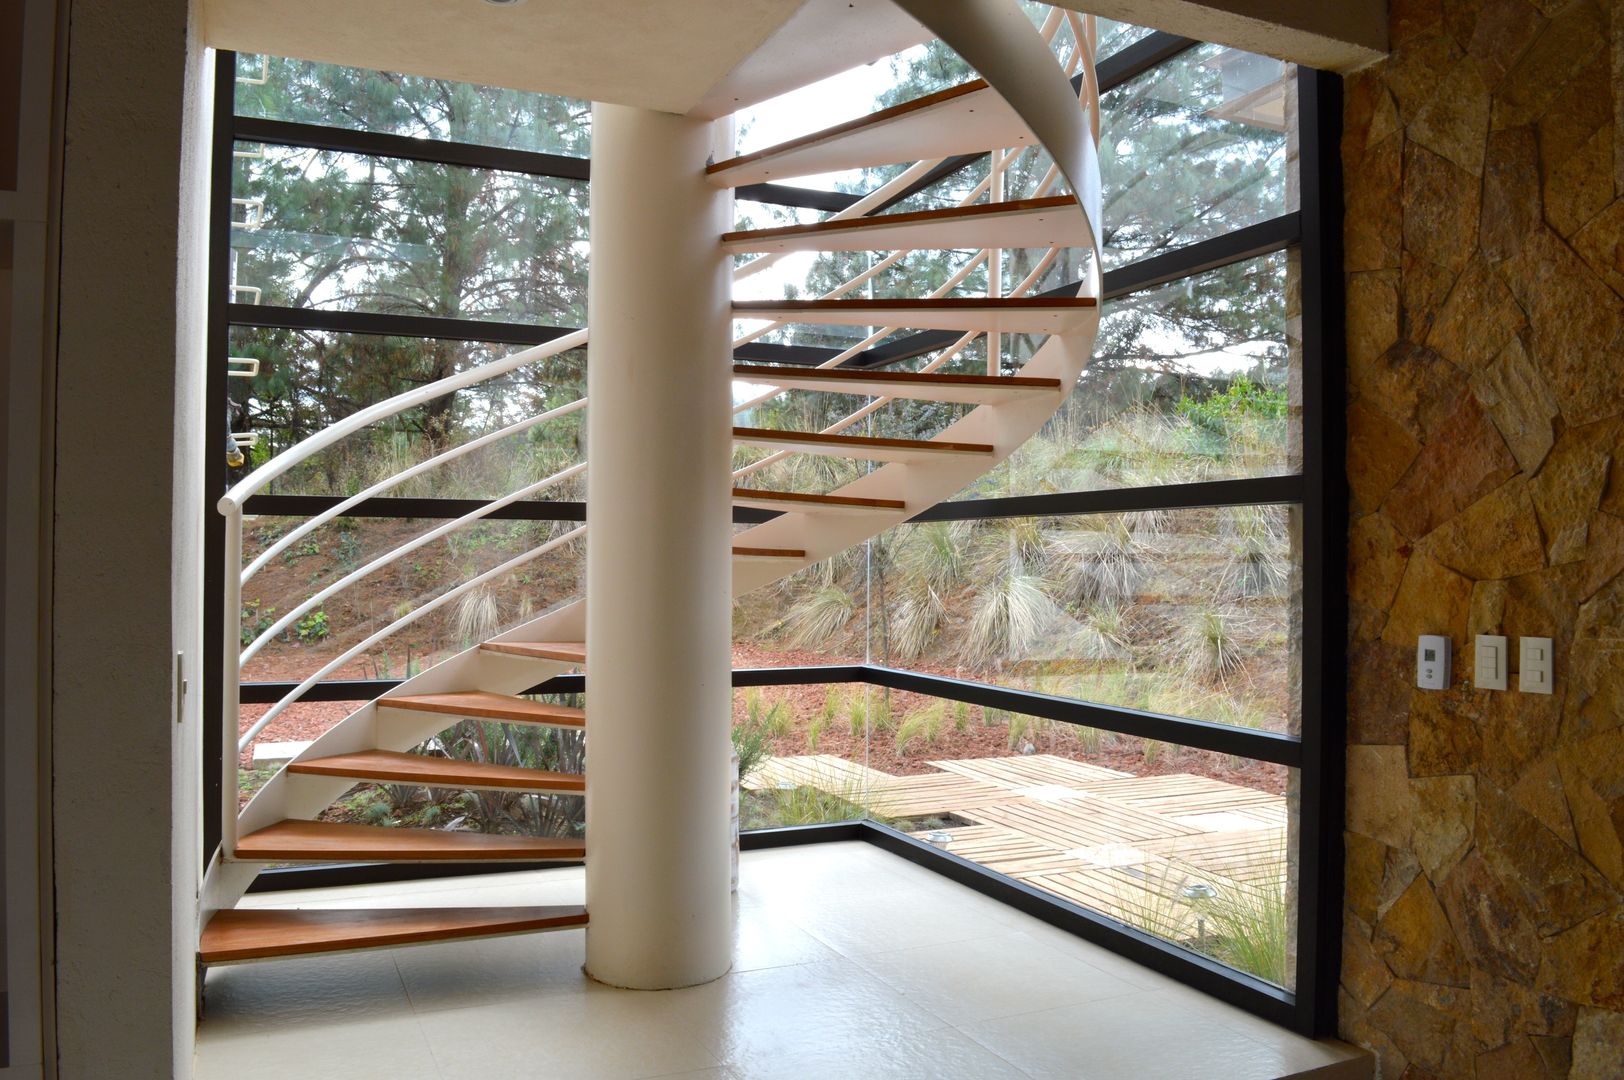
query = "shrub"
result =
(779, 585, 855, 649)
(732, 715, 769, 785)
(294, 609, 329, 642)
(806, 713, 827, 752)
(240, 600, 276, 646)
(894, 710, 929, 755)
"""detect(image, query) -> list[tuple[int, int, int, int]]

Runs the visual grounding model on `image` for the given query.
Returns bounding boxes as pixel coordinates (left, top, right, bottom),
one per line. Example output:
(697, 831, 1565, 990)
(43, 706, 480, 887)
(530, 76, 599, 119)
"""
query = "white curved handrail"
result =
(242, 398, 588, 583)
(238, 525, 587, 751)
(239, 462, 587, 664)
(219, 328, 591, 510)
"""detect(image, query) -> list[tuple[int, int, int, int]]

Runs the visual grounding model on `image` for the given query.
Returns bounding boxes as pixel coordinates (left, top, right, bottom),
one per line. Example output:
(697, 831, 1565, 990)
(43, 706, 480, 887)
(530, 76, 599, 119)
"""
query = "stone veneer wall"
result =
(1340, 0, 1624, 1076)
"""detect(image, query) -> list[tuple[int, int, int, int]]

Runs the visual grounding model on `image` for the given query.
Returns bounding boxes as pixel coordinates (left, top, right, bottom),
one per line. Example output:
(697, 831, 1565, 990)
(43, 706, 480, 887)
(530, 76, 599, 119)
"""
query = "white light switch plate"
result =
(1474, 634, 1507, 691)
(1519, 636, 1553, 695)
(1417, 635, 1451, 690)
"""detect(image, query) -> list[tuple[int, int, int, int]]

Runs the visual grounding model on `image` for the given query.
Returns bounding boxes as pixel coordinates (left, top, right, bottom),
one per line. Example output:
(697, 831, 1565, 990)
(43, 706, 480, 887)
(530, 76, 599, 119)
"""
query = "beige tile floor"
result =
(198, 842, 1369, 1080)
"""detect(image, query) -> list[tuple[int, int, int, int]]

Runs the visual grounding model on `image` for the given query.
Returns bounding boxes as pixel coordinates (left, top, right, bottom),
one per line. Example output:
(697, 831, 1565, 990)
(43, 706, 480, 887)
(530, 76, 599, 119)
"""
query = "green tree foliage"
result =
(227, 56, 591, 481)
(739, 31, 1293, 455)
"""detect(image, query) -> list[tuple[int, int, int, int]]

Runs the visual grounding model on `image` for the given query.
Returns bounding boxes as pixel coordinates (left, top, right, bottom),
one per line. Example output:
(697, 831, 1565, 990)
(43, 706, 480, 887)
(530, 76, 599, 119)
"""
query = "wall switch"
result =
(1519, 636, 1554, 694)
(1474, 634, 1507, 691)
(1417, 634, 1451, 689)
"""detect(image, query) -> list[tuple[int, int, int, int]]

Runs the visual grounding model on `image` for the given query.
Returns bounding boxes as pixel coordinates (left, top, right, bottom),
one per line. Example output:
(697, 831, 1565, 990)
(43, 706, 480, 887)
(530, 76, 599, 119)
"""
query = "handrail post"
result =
(220, 503, 243, 856)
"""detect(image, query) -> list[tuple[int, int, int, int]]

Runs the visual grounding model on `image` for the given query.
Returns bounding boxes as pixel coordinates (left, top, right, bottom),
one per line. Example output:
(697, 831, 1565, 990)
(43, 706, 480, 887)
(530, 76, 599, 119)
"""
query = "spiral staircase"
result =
(200, 0, 1104, 973)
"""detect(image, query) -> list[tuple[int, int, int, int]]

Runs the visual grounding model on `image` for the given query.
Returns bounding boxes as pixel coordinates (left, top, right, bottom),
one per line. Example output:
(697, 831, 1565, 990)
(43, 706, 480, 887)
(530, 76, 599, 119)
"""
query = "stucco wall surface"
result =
(51, 0, 208, 1075)
(1341, 0, 1624, 1076)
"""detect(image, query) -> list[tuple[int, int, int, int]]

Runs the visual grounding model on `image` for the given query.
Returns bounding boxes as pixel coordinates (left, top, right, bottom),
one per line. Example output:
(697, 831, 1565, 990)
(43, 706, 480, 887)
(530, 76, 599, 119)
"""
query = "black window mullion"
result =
(1290, 65, 1347, 1039)
(234, 115, 589, 180)
(227, 305, 577, 348)
(239, 664, 1300, 766)
(910, 475, 1303, 522)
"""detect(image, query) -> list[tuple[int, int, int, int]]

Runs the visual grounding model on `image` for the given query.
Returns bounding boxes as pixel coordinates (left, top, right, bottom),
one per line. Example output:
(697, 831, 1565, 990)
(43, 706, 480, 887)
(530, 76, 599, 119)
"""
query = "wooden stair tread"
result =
(289, 750, 585, 794)
(479, 640, 587, 664)
(734, 363, 1061, 405)
(380, 691, 585, 729)
(735, 426, 993, 462)
(721, 196, 1088, 253)
(235, 820, 586, 863)
(200, 905, 588, 964)
(732, 297, 1097, 335)
(733, 546, 807, 560)
(732, 487, 906, 514)
(707, 80, 1029, 187)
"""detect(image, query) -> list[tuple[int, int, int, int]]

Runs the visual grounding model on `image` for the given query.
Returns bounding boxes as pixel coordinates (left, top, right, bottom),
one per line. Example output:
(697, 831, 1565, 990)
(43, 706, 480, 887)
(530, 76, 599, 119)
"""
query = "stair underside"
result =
(480, 641, 587, 664)
(288, 749, 586, 794)
(690, 0, 931, 118)
(733, 363, 1062, 405)
(707, 80, 1028, 186)
(722, 196, 1088, 253)
(731, 487, 906, 515)
(734, 426, 993, 462)
(234, 820, 585, 863)
(200, 905, 588, 964)
(380, 691, 586, 729)
(732, 297, 1097, 334)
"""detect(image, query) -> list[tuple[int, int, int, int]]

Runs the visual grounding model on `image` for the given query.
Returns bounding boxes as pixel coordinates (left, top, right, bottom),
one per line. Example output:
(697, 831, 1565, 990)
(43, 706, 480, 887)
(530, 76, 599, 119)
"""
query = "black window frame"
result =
(204, 40, 1343, 1036)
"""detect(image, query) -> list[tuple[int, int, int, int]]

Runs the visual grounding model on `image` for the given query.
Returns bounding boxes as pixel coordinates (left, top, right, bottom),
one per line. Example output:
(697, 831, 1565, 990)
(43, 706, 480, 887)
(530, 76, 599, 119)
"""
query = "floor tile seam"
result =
(1196, 1016, 1337, 1067)
(727, 953, 839, 975)
(840, 924, 1083, 965)
(198, 1011, 450, 1080)
(822, 946, 1129, 1034)
(785, 913, 1008, 961)
(414, 1001, 726, 1077)
(1128, 981, 1319, 1051)
(949, 1020, 1050, 1080)
(398, 971, 599, 1019)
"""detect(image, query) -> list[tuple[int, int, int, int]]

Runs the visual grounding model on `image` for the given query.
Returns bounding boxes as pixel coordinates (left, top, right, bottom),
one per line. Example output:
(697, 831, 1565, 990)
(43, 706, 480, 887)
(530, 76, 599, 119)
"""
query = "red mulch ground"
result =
(234, 516, 1286, 799)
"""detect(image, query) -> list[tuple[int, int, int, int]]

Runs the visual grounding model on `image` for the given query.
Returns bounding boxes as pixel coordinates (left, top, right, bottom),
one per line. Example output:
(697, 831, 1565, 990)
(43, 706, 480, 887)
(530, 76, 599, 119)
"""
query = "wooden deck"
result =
(747, 753, 1289, 938)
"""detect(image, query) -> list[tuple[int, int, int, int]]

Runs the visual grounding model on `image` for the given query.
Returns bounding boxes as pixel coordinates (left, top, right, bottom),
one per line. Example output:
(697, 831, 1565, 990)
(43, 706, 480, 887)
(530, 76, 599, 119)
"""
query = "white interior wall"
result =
(48, 0, 209, 1074)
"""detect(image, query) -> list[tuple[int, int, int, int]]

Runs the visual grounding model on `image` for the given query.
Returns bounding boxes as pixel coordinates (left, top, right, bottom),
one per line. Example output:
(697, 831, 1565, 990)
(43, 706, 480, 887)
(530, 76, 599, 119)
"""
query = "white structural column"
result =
(583, 103, 735, 989)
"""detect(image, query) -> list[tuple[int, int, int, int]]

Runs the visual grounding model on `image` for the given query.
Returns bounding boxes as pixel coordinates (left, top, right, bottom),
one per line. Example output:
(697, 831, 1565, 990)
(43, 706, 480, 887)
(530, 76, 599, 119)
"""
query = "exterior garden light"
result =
(1180, 882, 1218, 947)
(925, 830, 954, 846)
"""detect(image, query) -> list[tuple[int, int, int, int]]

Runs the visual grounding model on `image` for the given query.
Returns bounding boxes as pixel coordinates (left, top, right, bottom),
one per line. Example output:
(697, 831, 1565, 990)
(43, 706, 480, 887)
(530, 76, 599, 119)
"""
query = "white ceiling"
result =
(201, 0, 812, 115)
